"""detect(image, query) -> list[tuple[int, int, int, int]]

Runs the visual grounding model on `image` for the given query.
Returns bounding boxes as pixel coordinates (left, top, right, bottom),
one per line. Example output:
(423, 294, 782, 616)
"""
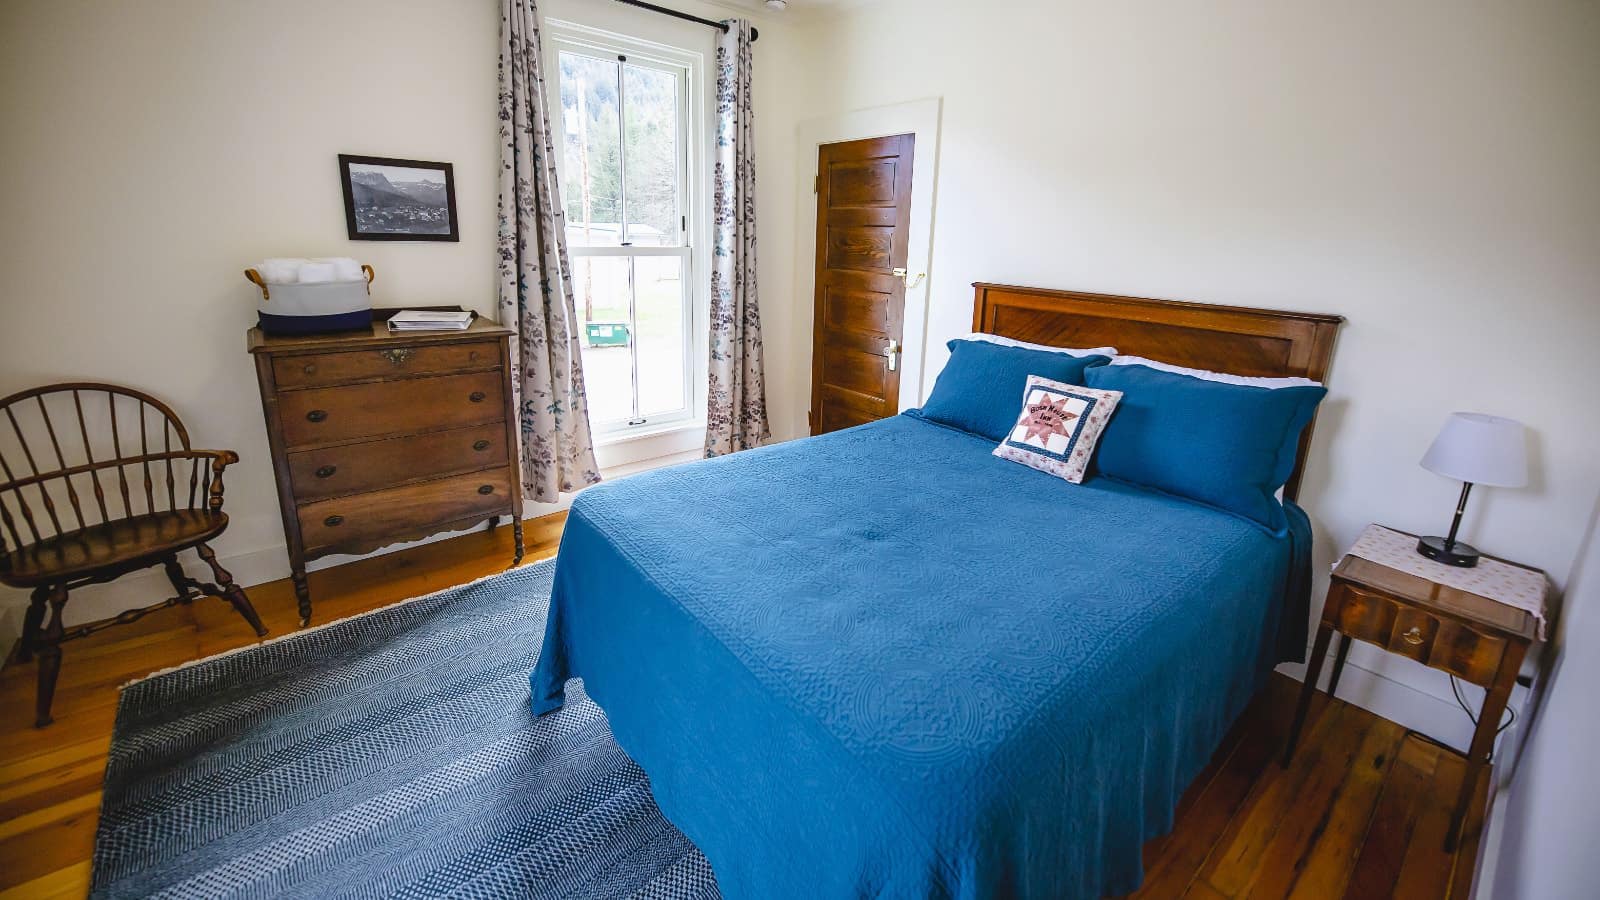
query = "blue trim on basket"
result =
(258, 310, 373, 335)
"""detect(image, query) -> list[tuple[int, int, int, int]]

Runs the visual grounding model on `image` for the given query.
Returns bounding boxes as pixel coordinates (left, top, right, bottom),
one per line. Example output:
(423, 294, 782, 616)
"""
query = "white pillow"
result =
(1107, 355, 1322, 389)
(962, 332, 1117, 358)
(992, 376, 1123, 484)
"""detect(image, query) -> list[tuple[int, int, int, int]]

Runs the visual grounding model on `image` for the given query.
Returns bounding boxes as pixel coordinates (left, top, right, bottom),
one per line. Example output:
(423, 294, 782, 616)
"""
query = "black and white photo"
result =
(338, 154, 459, 241)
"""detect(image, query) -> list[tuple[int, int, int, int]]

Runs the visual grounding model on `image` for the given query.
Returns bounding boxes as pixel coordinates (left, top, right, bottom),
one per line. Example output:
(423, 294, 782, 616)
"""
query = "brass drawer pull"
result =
(468, 350, 480, 362)
(477, 484, 495, 495)
(469, 391, 487, 403)
(302, 363, 317, 375)
(306, 409, 328, 423)
(380, 348, 414, 366)
(323, 514, 344, 527)
(314, 465, 337, 479)
(473, 439, 491, 451)
(1402, 626, 1425, 645)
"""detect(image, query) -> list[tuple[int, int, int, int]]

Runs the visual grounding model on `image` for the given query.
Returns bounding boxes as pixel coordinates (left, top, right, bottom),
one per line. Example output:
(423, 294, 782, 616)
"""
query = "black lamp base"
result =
(1417, 535, 1481, 568)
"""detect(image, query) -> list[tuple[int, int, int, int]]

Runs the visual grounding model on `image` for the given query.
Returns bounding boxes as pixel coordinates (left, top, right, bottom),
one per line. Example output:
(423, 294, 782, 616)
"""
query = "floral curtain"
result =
(705, 19, 770, 457)
(498, 0, 601, 500)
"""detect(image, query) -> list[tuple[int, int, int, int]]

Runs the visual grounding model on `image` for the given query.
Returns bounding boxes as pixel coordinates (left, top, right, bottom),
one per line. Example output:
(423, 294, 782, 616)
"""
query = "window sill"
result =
(593, 419, 704, 470)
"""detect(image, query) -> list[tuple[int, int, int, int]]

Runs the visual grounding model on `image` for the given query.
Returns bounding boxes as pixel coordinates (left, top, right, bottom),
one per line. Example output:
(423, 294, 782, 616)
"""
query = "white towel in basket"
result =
(257, 258, 310, 284)
(312, 257, 365, 281)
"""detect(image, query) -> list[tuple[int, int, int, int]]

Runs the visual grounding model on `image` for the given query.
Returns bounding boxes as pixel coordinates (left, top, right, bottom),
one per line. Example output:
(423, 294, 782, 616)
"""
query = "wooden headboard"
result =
(972, 282, 1344, 500)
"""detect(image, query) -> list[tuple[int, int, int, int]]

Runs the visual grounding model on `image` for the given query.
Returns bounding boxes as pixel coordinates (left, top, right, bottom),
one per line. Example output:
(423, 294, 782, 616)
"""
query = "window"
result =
(549, 27, 700, 437)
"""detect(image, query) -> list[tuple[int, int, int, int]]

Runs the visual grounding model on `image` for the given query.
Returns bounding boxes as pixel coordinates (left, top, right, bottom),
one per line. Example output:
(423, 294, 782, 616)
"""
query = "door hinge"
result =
(814, 174, 820, 194)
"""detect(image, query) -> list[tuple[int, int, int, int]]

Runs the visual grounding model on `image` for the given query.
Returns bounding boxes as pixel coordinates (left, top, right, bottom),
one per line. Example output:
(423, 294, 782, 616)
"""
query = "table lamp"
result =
(1416, 412, 1528, 567)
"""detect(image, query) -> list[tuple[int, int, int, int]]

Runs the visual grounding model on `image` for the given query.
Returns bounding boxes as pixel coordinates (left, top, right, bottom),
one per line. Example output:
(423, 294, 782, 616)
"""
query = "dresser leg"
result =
(1283, 623, 1335, 766)
(292, 568, 312, 627)
(512, 519, 524, 566)
(1326, 633, 1352, 699)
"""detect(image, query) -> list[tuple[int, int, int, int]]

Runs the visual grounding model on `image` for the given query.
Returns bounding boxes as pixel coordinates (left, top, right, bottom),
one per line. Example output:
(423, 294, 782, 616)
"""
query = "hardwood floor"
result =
(0, 511, 1485, 899)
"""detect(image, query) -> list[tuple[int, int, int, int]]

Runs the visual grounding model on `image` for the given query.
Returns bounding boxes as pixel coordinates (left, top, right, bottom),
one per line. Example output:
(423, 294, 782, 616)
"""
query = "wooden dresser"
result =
(249, 311, 523, 625)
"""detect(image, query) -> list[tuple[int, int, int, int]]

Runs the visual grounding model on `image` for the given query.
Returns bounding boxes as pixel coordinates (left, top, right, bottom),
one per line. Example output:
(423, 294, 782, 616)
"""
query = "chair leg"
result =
(17, 586, 47, 663)
(195, 543, 268, 638)
(35, 584, 68, 728)
(162, 557, 197, 604)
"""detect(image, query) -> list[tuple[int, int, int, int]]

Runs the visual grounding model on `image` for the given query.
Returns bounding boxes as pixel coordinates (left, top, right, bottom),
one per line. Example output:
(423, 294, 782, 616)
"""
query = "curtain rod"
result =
(610, 0, 760, 42)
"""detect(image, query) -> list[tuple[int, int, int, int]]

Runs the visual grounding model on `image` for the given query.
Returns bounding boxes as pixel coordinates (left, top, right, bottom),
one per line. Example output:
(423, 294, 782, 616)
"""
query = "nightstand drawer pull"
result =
(323, 514, 344, 527)
(314, 465, 337, 479)
(469, 391, 487, 403)
(473, 439, 491, 451)
(306, 409, 328, 423)
(477, 484, 495, 495)
(1402, 626, 1425, 645)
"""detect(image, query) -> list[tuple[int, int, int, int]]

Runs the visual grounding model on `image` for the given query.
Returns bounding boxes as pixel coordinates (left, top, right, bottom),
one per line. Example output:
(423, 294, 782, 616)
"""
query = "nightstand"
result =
(1281, 528, 1541, 852)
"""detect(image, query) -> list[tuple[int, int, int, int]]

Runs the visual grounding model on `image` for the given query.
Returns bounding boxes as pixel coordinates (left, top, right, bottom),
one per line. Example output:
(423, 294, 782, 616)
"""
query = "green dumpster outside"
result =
(585, 322, 630, 348)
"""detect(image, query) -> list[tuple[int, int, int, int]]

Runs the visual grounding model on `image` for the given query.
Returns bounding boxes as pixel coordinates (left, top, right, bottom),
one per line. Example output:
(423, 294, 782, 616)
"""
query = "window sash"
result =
(549, 24, 702, 440)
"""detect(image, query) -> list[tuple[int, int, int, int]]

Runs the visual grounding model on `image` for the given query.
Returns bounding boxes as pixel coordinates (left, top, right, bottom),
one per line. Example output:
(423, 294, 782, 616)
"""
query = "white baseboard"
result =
(0, 450, 706, 640)
(27, 500, 567, 630)
(1277, 641, 1527, 756)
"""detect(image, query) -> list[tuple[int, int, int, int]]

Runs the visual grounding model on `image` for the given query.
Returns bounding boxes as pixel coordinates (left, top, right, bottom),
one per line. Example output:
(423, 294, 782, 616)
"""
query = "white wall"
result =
(785, 0, 1600, 749)
(0, 0, 809, 629)
(1479, 493, 1600, 898)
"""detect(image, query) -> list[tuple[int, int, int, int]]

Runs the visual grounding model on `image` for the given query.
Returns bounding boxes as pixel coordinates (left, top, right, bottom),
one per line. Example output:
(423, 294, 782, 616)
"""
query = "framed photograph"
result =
(338, 154, 459, 242)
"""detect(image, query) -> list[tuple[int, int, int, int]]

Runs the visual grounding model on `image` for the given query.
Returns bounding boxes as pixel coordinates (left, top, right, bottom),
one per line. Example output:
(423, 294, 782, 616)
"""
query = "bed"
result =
(532, 284, 1343, 899)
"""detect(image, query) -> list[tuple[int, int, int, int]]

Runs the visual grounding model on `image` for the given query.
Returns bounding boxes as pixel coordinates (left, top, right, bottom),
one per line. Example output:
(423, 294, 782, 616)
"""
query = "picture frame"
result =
(338, 154, 459, 242)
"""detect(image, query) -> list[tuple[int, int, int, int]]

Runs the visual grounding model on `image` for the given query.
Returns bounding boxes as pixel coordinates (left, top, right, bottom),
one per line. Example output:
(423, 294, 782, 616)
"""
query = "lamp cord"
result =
(1451, 673, 1517, 741)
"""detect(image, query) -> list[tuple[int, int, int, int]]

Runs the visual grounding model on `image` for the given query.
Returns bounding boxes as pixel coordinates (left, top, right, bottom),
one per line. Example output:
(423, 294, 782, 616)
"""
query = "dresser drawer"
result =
(278, 371, 504, 448)
(273, 341, 499, 389)
(286, 422, 509, 502)
(1334, 584, 1507, 685)
(297, 468, 513, 554)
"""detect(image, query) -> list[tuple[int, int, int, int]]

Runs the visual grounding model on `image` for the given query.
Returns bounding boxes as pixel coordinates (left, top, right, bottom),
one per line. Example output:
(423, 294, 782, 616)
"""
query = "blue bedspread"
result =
(532, 414, 1311, 899)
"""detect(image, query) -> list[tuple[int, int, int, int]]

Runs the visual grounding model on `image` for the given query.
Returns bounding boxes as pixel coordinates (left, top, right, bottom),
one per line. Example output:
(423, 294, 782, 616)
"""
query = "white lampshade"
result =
(1420, 413, 1528, 488)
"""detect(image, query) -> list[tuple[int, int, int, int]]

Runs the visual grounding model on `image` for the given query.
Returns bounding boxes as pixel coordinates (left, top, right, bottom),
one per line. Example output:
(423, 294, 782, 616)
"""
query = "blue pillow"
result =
(917, 339, 1113, 441)
(1083, 362, 1327, 532)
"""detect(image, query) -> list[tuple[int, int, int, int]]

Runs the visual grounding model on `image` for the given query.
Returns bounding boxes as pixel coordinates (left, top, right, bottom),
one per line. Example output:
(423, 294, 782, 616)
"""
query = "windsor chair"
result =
(0, 383, 267, 727)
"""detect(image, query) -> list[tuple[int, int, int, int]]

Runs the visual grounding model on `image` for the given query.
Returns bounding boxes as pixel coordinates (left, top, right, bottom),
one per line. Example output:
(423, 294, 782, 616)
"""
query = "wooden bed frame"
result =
(972, 282, 1344, 501)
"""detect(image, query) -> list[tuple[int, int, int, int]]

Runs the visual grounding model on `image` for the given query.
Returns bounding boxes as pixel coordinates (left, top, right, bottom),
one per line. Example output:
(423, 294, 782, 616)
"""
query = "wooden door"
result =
(810, 134, 915, 434)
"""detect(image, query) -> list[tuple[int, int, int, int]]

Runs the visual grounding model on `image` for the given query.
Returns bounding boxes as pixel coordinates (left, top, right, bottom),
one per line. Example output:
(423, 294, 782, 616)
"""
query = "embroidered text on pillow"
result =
(993, 376, 1123, 483)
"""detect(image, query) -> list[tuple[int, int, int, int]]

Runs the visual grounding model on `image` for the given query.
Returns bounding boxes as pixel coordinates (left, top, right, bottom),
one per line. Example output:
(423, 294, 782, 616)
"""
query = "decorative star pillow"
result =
(993, 376, 1123, 483)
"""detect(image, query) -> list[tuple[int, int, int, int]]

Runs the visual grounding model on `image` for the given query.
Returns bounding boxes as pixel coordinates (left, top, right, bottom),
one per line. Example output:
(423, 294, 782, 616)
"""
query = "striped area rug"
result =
(91, 560, 720, 899)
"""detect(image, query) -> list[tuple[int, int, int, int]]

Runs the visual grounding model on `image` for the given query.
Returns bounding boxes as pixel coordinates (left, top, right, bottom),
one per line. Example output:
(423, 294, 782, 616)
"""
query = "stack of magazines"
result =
(386, 309, 474, 332)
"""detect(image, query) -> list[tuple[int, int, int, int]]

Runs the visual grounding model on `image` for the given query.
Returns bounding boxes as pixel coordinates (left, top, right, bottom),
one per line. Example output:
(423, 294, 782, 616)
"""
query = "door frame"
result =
(792, 98, 942, 438)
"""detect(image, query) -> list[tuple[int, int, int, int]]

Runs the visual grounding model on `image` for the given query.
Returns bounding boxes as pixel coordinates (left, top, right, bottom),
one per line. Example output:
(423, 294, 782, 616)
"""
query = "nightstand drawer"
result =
(1334, 584, 1507, 685)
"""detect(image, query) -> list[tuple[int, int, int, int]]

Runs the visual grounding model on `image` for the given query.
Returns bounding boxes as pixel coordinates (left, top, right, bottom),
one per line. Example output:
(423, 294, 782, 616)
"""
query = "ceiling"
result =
(701, 0, 886, 19)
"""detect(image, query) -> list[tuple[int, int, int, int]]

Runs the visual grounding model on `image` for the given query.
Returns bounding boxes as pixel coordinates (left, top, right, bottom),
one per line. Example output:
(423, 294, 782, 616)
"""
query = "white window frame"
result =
(545, 21, 708, 449)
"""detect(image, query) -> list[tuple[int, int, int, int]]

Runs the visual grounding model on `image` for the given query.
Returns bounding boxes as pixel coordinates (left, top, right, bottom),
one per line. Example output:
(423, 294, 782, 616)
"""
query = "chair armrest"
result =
(189, 450, 241, 511)
(190, 449, 240, 469)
